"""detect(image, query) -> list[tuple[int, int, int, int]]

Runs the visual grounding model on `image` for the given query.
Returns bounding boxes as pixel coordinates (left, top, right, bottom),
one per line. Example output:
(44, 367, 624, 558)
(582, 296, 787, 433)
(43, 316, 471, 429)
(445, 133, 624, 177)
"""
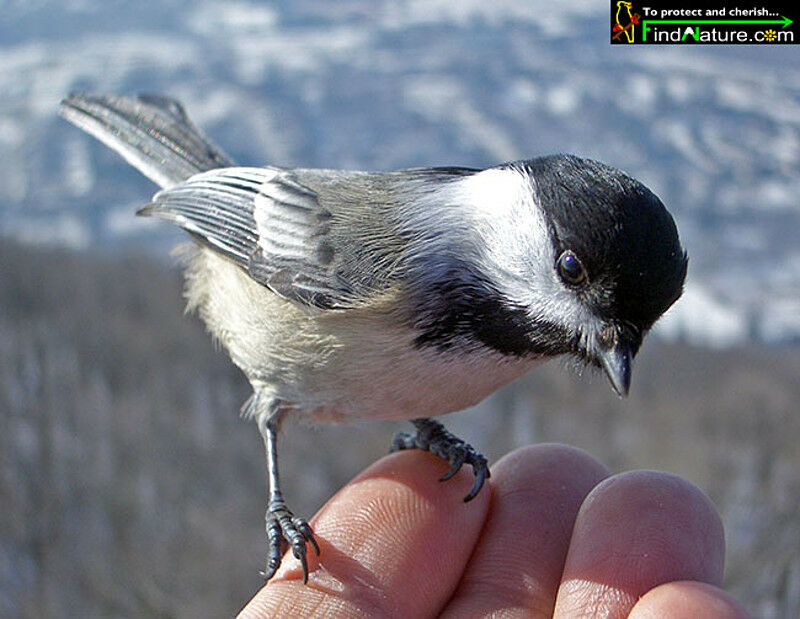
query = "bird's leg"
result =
(390, 417, 490, 502)
(257, 410, 319, 583)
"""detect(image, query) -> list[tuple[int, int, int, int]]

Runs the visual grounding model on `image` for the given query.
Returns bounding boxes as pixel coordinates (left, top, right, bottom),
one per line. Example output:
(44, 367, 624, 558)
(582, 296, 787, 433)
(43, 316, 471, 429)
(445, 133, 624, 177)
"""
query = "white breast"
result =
(182, 247, 544, 423)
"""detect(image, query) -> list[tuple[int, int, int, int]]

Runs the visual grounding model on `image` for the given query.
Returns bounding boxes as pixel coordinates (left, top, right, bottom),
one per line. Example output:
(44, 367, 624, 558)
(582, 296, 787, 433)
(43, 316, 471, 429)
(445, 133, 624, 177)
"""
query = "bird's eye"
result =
(557, 250, 587, 286)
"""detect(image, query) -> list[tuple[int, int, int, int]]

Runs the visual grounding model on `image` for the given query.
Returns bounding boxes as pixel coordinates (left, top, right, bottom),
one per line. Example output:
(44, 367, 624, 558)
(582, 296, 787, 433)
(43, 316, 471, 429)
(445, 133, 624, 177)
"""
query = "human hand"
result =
(239, 444, 748, 618)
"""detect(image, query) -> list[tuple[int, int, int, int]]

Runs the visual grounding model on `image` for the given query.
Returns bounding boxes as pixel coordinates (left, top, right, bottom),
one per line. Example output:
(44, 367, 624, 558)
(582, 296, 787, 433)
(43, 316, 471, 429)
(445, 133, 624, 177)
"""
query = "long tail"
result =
(59, 93, 236, 189)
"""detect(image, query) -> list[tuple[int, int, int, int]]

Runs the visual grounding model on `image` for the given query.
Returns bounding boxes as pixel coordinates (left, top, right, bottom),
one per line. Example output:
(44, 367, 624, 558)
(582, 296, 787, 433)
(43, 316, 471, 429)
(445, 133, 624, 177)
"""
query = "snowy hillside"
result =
(0, 0, 798, 345)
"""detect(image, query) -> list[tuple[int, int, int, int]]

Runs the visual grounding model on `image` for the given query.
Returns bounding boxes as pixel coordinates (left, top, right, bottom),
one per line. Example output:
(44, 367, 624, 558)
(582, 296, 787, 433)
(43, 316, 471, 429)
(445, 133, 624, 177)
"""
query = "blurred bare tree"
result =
(1, 241, 798, 617)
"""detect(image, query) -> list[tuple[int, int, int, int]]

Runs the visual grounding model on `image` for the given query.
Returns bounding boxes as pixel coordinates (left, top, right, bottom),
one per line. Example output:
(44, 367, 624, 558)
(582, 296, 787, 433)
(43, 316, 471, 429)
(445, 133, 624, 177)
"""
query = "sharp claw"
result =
(295, 546, 309, 584)
(463, 465, 488, 502)
(439, 464, 459, 482)
(296, 519, 320, 556)
(289, 534, 310, 584)
(439, 449, 466, 482)
(304, 527, 321, 555)
(463, 481, 480, 502)
(261, 557, 280, 582)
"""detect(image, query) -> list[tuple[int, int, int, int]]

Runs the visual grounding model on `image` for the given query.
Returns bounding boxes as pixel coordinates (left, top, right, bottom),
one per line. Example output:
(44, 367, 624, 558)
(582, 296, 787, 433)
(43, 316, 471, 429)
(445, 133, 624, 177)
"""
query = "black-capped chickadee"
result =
(60, 93, 687, 583)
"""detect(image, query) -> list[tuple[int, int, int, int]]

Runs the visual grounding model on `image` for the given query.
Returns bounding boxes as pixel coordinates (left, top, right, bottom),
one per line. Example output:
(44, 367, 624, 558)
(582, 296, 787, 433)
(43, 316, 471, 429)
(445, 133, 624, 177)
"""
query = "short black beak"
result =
(597, 333, 634, 398)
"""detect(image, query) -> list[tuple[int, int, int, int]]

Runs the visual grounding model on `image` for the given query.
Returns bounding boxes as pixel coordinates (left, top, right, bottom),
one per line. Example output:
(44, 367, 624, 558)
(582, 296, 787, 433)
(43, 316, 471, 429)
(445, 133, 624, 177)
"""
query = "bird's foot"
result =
(262, 497, 320, 583)
(390, 417, 490, 502)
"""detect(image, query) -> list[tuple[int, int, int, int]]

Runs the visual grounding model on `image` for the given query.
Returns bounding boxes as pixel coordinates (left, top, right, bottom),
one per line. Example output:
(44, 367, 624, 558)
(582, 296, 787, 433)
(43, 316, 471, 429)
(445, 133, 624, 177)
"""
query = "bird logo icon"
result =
(612, 1, 640, 43)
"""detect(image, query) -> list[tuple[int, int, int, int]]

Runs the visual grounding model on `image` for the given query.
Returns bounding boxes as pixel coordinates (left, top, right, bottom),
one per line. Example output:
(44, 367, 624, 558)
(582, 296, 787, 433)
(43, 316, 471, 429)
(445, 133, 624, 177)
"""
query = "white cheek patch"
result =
(398, 166, 604, 350)
(451, 167, 550, 275)
(456, 168, 527, 220)
(456, 167, 601, 343)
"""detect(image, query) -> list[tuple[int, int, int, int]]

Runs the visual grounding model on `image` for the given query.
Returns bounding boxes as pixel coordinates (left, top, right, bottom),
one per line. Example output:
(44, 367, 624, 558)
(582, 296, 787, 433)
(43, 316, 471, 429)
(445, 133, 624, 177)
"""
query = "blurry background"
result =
(1, 1, 798, 617)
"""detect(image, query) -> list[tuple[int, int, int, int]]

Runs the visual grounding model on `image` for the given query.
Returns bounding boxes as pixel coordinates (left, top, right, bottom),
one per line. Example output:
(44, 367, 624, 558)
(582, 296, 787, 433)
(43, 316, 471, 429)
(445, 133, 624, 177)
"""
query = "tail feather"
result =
(59, 93, 236, 189)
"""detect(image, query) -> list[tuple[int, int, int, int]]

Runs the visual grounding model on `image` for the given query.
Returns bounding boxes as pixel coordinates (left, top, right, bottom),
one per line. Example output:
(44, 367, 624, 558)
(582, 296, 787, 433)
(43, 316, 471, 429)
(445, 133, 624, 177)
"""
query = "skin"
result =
(238, 444, 749, 618)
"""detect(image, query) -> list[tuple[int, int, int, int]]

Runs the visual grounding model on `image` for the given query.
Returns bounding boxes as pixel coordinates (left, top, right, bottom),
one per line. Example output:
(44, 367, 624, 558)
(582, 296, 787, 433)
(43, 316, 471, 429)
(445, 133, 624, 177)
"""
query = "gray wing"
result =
(61, 93, 478, 310)
(140, 167, 372, 309)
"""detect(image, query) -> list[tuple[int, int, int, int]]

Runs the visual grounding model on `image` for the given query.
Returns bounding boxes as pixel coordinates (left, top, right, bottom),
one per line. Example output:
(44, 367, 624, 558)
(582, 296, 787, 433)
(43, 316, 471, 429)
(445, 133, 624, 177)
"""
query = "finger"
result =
(441, 444, 609, 618)
(553, 471, 725, 619)
(238, 449, 490, 618)
(629, 581, 750, 618)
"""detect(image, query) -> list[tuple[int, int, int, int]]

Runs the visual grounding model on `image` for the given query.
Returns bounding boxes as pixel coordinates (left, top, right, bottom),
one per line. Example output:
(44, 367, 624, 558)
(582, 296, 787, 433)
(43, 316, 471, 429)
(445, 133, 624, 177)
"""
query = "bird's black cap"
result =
(518, 155, 688, 335)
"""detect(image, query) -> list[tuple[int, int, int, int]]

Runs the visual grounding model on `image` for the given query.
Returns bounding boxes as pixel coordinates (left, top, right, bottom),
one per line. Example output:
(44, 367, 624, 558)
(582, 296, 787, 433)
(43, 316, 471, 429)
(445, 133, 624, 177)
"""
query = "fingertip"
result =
(555, 470, 725, 618)
(572, 470, 725, 585)
(629, 581, 751, 619)
(347, 448, 493, 513)
(491, 443, 610, 485)
(442, 443, 610, 617)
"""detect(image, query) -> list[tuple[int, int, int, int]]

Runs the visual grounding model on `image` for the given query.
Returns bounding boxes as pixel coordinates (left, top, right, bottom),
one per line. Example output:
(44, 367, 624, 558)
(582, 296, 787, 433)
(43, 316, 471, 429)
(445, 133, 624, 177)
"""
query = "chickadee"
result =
(60, 93, 687, 583)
